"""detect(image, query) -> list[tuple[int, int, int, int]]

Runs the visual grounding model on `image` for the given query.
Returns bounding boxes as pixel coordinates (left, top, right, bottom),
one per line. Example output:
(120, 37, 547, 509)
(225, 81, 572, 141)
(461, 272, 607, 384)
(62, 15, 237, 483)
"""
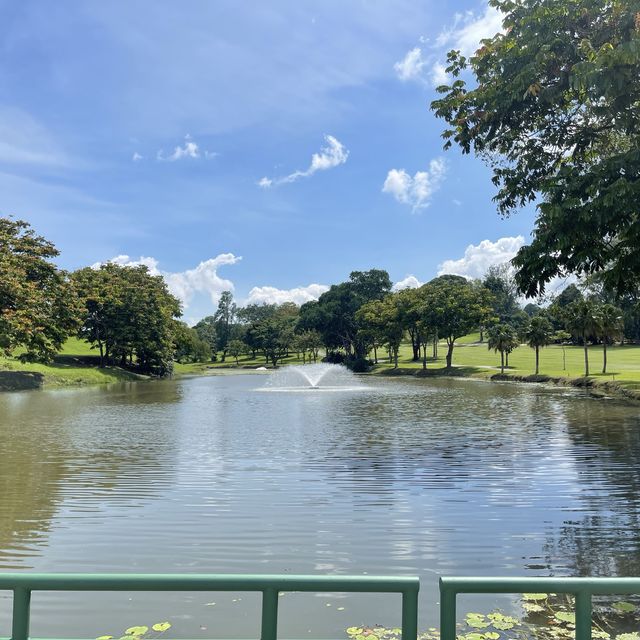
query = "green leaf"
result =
(485, 633, 500, 639)
(96, 636, 113, 640)
(523, 603, 545, 613)
(554, 612, 576, 624)
(616, 634, 640, 640)
(465, 613, 490, 629)
(613, 602, 637, 613)
(151, 622, 171, 632)
(488, 613, 517, 630)
(523, 593, 548, 601)
(125, 627, 148, 636)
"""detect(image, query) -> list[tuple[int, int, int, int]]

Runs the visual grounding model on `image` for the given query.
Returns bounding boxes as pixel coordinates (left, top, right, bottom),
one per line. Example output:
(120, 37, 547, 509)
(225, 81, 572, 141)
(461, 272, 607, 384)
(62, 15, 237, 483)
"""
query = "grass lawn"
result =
(0, 337, 144, 389)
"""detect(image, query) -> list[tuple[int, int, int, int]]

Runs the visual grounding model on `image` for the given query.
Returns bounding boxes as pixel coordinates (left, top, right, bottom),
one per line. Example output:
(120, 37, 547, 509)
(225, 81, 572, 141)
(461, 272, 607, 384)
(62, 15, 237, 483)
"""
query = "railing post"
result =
(440, 581, 456, 640)
(261, 587, 278, 640)
(12, 587, 31, 640)
(401, 588, 418, 640)
(575, 590, 592, 640)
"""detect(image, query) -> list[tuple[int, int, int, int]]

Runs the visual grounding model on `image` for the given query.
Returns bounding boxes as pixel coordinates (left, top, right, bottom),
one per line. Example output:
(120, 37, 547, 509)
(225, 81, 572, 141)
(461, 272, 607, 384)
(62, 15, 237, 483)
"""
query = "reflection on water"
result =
(0, 375, 639, 637)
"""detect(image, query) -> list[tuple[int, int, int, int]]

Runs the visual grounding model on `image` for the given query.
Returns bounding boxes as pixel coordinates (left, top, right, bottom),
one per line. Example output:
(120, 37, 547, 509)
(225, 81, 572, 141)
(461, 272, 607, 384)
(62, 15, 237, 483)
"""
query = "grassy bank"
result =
(0, 338, 146, 390)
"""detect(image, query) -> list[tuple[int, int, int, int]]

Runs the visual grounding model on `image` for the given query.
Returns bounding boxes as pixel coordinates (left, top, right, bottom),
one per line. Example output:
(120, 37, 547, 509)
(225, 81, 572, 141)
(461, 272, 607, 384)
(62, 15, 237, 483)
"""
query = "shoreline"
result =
(2, 358, 639, 405)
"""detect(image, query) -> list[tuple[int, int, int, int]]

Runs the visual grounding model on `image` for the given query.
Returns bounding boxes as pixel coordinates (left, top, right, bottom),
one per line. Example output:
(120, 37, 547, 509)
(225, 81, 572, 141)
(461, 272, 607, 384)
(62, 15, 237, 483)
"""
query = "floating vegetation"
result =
(346, 594, 640, 640)
(96, 621, 172, 640)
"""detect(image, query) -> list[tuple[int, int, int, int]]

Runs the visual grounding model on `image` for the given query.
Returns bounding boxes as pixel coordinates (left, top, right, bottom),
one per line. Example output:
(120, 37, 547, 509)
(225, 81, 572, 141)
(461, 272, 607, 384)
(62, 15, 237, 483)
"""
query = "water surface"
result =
(0, 374, 639, 637)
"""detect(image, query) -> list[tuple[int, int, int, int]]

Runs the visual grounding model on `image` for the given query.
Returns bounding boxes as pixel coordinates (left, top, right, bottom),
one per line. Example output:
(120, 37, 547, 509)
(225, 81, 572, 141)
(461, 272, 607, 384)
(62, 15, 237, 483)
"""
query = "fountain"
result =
(261, 363, 366, 392)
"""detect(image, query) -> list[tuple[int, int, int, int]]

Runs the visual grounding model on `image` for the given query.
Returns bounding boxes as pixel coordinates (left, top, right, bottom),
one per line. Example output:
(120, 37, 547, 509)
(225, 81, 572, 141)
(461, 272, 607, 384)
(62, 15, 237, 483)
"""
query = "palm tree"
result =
(523, 316, 554, 375)
(598, 304, 623, 374)
(487, 323, 519, 374)
(565, 300, 600, 376)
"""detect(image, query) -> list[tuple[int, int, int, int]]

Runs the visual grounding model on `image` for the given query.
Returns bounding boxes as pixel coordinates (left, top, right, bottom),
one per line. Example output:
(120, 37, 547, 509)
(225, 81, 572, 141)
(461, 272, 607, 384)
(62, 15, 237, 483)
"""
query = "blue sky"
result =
(0, 1, 538, 322)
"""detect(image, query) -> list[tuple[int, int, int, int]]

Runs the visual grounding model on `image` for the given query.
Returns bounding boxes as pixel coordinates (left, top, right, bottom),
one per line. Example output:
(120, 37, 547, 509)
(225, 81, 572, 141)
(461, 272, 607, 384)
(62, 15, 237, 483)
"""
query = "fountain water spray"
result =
(262, 363, 364, 391)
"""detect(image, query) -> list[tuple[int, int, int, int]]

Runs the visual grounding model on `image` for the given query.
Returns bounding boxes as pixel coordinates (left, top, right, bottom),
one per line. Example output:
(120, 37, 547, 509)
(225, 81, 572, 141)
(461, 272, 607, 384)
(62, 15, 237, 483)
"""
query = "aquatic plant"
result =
(96, 621, 171, 640)
(346, 593, 640, 640)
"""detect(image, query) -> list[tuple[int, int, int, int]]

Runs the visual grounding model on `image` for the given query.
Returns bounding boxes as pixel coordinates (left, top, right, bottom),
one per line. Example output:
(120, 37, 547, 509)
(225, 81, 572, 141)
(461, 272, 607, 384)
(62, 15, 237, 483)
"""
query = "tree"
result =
(0, 217, 79, 361)
(193, 316, 217, 361)
(523, 316, 554, 375)
(173, 321, 212, 363)
(357, 295, 404, 368)
(598, 303, 623, 374)
(227, 339, 246, 366)
(431, 0, 640, 296)
(312, 269, 392, 359)
(483, 264, 519, 323)
(565, 299, 600, 376)
(214, 291, 236, 361)
(553, 330, 572, 371)
(73, 263, 181, 376)
(421, 277, 494, 367)
(487, 323, 519, 374)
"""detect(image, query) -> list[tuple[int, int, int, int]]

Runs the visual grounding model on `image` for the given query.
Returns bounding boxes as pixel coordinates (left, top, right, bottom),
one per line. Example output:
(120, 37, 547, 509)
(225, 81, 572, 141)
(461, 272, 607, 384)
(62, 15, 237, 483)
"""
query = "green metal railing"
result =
(0, 573, 419, 640)
(440, 577, 640, 640)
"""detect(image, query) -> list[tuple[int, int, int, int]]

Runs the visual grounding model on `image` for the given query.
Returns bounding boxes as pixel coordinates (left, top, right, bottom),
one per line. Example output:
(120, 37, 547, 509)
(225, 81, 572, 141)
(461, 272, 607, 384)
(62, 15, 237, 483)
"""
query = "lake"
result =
(0, 372, 639, 638)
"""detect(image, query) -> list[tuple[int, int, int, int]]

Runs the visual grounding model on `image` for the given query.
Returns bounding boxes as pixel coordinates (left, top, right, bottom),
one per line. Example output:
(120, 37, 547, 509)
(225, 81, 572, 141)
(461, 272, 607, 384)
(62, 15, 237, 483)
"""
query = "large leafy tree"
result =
(0, 217, 79, 361)
(214, 291, 237, 361)
(421, 277, 494, 367)
(431, 0, 640, 296)
(73, 263, 181, 376)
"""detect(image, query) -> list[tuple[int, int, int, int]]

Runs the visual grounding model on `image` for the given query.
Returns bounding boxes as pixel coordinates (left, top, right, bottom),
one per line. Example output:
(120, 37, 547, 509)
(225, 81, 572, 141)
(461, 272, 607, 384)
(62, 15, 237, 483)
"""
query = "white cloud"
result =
(259, 135, 348, 187)
(157, 135, 200, 161)
(392, 275, 423, 291)
(382, 158, 446, 211)
(429, 4, 503, 86)
(437, 236, 525, 279)
(94, 253, 242, 311)
(132, 152, 143, 162)
(394, 47, 427, 82)
(246, 284, 329, 305)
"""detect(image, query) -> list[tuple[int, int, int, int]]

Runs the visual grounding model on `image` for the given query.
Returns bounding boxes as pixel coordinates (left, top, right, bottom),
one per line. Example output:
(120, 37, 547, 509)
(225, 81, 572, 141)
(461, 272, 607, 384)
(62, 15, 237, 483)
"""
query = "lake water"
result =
(0, 372, 639, 638)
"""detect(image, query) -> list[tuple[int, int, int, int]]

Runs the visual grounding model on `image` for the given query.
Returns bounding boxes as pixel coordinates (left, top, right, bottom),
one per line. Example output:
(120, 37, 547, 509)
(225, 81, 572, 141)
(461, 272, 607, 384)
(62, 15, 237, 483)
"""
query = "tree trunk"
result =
(535, 346, 539, 375)
(433, 334, 438, 359)
(394, 347, 398, 369)
(373, 344, 378, 364)
(505, 351, 509, 368)
(500, 350, 504, 374)
(422, 343, 427, 370)
(584, 333, 590, 376)
(98, 340, 104, 368)
(480, 327, 484, 342)
(446, 341, 454, 368)
(235, 355, 239, 365)
(602, 342, 607, 374)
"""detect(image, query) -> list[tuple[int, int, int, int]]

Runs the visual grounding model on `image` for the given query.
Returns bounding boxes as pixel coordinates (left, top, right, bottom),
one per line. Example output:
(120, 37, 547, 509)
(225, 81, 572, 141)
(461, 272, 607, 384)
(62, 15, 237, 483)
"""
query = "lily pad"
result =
(523, 593, 549, 601)
(347, 629, 364, 636)
(465, 614, 490, 629)
(96, 636, 113, 640)
(554, 612, 576, 625)
(522, 603, 545, 613)
(488, 613, 518, 630)
(484, 633, 500, 639)
(613, 602, 637, 613)
(616, 634, 640, 640)
(152, 622, 171, 632)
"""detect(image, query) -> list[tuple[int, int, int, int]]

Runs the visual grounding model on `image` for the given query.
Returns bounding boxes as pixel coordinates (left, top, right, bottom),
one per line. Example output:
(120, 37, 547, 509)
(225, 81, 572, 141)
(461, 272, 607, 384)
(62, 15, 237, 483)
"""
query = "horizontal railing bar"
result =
(0, 573, 418, 593)
(441, 576, 640, 595)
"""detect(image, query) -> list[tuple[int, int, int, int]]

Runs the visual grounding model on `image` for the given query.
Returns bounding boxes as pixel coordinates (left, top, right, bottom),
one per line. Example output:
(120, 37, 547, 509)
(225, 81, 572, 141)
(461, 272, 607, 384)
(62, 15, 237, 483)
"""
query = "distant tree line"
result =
(3, 216, 640, 377)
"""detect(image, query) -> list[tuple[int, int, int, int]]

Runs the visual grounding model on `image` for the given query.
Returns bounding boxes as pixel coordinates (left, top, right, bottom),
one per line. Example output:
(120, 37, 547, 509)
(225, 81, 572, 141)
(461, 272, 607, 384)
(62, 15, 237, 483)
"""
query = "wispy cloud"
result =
(245, 283, 329, 305)
(0, 107, 70, 168)
(394, 47, 427, 82)
(132, 152, 143, 162)
(382, 158, 446, 212)
(394, 3, 504, 87)
(157, 135, 200, 161)
(258, 135, 348, 188)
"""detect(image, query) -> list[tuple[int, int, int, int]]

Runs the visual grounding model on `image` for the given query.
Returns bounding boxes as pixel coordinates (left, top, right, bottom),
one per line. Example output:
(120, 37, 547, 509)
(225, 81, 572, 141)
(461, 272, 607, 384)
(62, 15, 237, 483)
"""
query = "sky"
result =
(0, 0, 541, 323)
